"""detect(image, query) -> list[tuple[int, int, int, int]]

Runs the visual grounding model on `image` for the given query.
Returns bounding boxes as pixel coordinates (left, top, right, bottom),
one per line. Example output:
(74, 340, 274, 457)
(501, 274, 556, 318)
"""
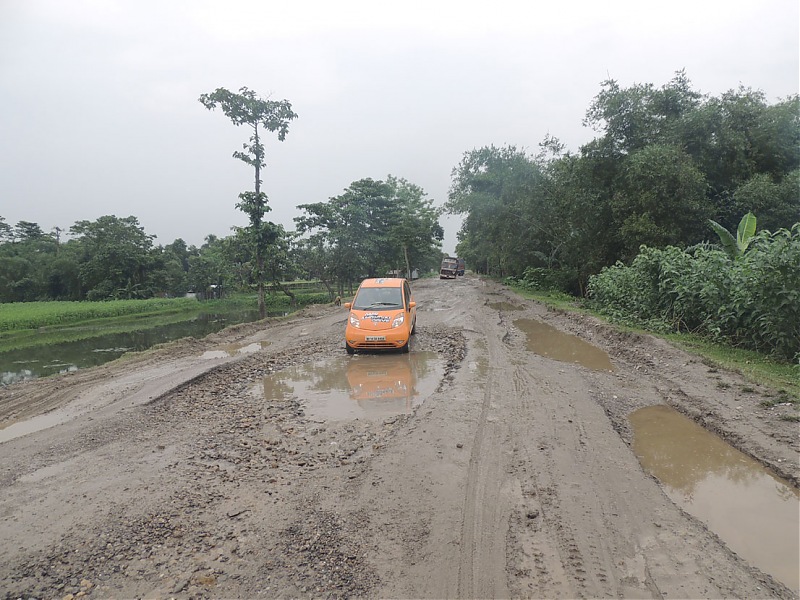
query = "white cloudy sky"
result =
(1, 0, 797, 254)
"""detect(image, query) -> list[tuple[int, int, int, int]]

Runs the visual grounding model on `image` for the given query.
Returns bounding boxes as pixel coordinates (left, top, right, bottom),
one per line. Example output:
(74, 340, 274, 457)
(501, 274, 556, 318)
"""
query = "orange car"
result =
(344, 278, 417, 354)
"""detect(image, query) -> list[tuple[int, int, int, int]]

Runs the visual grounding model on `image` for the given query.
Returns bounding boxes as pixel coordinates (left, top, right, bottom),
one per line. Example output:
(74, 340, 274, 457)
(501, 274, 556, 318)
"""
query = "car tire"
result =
(410, 317, 417, 335)
(346, 343, 355, 355)
(400, 341, 410, 353)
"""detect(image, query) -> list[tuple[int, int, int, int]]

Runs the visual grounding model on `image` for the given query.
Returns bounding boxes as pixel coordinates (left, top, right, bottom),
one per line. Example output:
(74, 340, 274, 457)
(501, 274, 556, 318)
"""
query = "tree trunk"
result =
(273, 279, 297, 307)
(402, 244, 411, 284)
(254, 125, 266, 319)
(257, 255, 266, 318)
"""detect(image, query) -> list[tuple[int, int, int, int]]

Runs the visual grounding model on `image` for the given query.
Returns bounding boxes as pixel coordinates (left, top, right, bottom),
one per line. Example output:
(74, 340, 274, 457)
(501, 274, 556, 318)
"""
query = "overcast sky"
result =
(1, 0, 798, 254)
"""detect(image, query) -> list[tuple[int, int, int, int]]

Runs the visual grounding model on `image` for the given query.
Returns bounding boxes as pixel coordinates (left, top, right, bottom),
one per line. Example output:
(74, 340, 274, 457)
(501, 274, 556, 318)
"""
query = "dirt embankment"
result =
(0, 276, 797, 599)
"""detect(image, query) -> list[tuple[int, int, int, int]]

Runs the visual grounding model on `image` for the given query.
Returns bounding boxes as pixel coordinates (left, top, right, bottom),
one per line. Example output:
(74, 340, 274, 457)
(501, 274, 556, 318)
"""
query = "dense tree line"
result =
(0, 174, 443, 303)
(0, 215, 200, 302)
(447, 71, 799, 294)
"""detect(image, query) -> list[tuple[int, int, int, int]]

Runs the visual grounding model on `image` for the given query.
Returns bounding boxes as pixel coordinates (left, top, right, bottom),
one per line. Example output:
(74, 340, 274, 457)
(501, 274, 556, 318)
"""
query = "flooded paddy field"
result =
(0, 308, 285, 385)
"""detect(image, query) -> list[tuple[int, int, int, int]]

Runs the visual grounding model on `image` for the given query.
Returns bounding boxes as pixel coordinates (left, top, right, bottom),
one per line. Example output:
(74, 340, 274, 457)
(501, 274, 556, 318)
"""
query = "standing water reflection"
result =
(0, 309, 275, 385)
(630, 405, 799, 591)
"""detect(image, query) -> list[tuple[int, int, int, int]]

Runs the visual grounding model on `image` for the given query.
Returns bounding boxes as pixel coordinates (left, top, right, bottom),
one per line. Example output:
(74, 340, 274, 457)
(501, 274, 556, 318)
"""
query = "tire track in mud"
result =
(502, 321, 691, 599)
(456, 307, 510, 599)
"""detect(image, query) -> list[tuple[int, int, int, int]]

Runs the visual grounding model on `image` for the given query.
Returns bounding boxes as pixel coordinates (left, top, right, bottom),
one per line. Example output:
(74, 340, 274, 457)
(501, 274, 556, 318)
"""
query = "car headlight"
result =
(392, 312, 405, 328)
(349, 313, 360, 328)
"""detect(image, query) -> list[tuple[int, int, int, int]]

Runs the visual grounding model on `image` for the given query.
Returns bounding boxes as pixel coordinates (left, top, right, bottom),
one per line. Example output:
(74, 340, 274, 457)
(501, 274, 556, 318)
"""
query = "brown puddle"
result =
(630, 405, 799, 591)
(201, 341, 269, 359)
(257, 351, 443, 421)
(514, 318, 614, 371)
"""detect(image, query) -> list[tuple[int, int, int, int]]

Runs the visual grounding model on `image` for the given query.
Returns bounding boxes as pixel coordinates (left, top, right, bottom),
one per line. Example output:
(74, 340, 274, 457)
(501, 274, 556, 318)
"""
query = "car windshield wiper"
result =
(365, 302, 399, 308)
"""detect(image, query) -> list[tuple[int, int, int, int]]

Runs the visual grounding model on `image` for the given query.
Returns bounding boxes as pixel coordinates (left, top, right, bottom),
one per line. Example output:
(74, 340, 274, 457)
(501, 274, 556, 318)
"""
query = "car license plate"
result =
(365, 336, 386, 341)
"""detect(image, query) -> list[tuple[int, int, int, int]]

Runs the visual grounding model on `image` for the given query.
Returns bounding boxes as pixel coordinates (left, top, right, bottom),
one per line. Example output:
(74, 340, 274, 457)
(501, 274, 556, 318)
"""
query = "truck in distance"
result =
(439, 257, 459, 279)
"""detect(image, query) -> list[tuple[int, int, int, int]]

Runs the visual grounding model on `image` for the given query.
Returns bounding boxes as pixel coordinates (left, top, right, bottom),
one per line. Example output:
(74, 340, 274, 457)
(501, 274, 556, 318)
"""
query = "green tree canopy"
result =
(296, 176, 442, 292)
(70, 215, 156, 300)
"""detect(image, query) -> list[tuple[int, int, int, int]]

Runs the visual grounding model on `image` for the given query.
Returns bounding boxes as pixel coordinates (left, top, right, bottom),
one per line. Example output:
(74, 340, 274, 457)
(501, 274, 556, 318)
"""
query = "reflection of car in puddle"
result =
(257, 352, 442, 421)
(347, 354, 417, 414)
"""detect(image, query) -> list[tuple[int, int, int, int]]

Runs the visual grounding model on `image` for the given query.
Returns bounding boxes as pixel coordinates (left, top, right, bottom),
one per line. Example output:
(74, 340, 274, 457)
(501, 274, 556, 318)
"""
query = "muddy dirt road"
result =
(1, 276, 798, 599)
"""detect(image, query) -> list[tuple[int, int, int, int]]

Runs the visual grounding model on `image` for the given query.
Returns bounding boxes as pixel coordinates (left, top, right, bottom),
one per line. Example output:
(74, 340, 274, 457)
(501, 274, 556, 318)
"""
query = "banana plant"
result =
(708, 212, 757, 259)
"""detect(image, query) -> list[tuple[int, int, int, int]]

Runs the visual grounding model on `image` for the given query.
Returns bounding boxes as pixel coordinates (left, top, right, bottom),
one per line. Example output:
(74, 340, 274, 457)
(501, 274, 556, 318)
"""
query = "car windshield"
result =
(353, 287, 403, 310)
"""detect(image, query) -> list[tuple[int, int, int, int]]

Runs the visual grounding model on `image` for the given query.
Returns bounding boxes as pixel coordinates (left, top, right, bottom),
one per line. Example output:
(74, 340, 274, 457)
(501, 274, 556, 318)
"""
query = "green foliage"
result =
(588, 224, 800, 360)
(708, 212, 757, 258)
(446, 145, 546, 277)
(70, 215, 156, 300)
(612, 144, 710, 256)
(507, 267, 580, 295)
(446, 73, 798, 302)
(295, 176, 442, 293)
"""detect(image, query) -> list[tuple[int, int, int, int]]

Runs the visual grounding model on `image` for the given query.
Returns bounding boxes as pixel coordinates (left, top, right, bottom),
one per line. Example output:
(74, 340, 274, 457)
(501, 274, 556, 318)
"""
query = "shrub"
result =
(587, 224, 800, 360)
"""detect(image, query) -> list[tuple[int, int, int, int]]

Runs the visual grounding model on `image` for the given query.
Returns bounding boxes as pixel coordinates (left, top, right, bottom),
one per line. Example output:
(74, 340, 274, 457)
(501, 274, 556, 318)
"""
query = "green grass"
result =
(0, 310, 217, 352)
(0, 292, 333, 353)
(508, 283, 596, 315)
(0, 296, 248, 353)
(0, 298, 198, 331)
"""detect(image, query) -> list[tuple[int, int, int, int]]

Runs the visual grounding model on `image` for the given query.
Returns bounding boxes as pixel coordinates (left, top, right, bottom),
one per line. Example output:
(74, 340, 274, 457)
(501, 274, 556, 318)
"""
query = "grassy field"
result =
(0, 298, 199, 332)
(0, 291, 333, 353)
(0, 297, 249, 353)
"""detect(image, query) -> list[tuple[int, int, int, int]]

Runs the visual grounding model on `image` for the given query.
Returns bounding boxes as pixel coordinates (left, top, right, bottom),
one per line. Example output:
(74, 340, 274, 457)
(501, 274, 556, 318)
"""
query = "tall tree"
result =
(611, 144, 710, 257)
(199, 86, 298, 317)
(296, 177, 441, 292)
(13, 221, 46, 242)
(296, 178, 395, 291)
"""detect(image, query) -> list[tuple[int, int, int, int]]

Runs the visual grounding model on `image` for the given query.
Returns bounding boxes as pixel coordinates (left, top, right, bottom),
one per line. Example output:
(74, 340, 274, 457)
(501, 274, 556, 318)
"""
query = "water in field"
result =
(0, 309, 284, 385)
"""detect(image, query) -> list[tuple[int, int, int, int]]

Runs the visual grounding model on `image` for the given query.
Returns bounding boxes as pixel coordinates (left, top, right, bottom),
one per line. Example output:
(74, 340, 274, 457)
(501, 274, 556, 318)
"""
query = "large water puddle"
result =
(256, 351, 443, 421)
(514, 318, 614, 372)
(630, 405, 799, 591)
(0, 309, 285, 385)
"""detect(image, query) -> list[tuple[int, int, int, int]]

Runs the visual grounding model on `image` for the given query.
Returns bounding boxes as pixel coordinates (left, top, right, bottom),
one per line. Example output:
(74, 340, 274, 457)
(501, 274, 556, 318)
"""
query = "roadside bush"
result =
(723, 225, 800, 359)
(587, 224, 800, 361)
(584, 247, 675, 332)
(520, 267, 579, 293)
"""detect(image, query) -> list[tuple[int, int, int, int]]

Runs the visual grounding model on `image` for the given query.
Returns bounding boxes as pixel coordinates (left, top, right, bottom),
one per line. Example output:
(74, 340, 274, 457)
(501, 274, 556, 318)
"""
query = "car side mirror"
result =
(344, 302, 352, 309)
(408, 301, 416, 309)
